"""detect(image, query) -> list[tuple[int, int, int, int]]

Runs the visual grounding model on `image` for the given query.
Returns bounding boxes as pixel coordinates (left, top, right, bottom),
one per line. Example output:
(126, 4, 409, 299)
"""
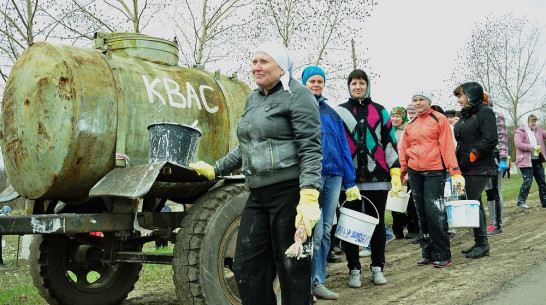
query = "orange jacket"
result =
(399, 108, 461, 178)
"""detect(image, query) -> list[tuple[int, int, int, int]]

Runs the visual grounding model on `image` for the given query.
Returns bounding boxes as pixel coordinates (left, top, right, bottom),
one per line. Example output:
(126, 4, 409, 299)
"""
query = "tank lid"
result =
(94, 32, 179, 66)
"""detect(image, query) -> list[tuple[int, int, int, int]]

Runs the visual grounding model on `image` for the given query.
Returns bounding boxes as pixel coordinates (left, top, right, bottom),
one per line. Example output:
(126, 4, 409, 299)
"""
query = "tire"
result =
(173, 184, 247, 305)
(29, 234, 142, 305)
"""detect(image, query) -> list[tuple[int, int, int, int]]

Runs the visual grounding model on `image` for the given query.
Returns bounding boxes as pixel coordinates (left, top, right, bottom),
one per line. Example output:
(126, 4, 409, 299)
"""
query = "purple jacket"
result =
(514, 125, 546, 167)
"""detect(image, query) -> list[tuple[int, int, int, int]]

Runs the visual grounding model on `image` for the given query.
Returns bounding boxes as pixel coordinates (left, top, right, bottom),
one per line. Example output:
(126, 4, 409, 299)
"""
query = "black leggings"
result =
(462, 176, 490, 245)
(233, 179, 312, 305)
(343, 190, 387, 270)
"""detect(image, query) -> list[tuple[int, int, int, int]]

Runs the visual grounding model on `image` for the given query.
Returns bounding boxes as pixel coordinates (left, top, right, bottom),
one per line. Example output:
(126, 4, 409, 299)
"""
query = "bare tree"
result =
(452, 13, 546, 125)
(174, 0, 253, 68)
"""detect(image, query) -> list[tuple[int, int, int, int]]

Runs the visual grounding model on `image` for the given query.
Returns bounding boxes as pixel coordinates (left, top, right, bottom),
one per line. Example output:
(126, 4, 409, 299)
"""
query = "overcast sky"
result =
(360, 0, 546, 111)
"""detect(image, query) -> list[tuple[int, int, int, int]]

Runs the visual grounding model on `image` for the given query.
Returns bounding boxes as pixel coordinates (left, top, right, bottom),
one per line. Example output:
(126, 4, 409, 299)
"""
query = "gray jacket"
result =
(214, 79, 322, 190)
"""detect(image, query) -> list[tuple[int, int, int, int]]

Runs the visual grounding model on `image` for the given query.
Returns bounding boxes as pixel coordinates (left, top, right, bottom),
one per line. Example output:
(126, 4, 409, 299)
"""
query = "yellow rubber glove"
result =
(188, 161, 215, 180)
(534, 145, 542, 156)
(390, 168, 402, 196)
(451, 174, 465, 194)
(295, 189, 321, 237)
(345, 186, 362, 201)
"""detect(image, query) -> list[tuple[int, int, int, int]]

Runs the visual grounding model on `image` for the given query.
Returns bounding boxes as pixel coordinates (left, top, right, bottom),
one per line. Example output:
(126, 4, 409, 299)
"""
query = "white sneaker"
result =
(359, 249, 371, 257)
(347, 269, 361, 288)
(371, 266, 387, 285)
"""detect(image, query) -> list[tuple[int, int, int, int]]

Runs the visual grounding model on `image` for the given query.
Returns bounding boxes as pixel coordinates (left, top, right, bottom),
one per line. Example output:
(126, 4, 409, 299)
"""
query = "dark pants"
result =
(391, 182, 419, 237)
(408, 169, 450, 261)
(463, 176, 490, 246)
(233, 179, 312, 305)
(344, 190, 387, 270)
(518, 160, 546, 207)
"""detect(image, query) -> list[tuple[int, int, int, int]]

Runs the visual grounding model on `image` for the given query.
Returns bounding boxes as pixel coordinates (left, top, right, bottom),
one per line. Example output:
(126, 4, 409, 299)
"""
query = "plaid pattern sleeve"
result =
(496, 112, 508, 159)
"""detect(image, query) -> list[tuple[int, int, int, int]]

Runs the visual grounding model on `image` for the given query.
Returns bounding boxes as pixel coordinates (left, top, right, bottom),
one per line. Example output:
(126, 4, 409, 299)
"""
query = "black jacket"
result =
(454, 82, 498, 176)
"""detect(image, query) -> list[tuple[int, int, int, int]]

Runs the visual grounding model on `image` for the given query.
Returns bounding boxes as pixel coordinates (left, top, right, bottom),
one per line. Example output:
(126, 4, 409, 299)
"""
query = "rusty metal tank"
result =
(0, 32, 250, 201)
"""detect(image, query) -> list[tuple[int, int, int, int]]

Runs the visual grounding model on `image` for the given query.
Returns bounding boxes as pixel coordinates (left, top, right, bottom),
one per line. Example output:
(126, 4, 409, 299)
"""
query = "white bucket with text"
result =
(335, 197, 379, 247)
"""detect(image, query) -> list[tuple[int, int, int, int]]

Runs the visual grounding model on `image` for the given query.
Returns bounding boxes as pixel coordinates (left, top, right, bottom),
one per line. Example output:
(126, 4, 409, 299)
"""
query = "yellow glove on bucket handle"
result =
(451, 174, 465, 194)
(345, 186, 362, 201)
(295, 189, 321, 237)
(390, 168, 402, 196)
(189, 161, 215, 180)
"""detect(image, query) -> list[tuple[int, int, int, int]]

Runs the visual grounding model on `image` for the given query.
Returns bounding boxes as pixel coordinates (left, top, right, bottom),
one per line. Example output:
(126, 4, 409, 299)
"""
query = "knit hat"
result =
(301, 66, 326, 86)
(254, 41, 294, 92)
(411, 90, 432, 104)
(406, 104, 417, 115)
(390, 106, 408, 122)
(445, 110, 456, 117)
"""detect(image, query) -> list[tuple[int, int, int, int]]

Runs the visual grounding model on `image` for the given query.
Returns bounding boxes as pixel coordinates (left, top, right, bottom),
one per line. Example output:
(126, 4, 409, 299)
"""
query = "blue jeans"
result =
(312, 175, 342, 286)
(518, 160, 546, 207)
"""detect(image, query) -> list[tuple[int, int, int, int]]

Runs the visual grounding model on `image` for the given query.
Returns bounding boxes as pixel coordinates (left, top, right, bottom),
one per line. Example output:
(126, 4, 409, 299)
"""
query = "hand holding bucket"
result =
(335, 196, 379, 247)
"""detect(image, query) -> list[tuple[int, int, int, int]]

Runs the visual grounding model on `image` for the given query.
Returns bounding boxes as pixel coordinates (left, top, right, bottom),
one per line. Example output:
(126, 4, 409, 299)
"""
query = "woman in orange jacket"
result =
(399, 91, 465, 268)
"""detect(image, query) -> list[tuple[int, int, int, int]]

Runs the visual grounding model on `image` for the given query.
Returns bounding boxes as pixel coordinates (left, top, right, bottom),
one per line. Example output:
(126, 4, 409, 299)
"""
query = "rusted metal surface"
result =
(1, 33, 250, 201)
(0, 211, 186, 235)
(89, 161, 210, 199)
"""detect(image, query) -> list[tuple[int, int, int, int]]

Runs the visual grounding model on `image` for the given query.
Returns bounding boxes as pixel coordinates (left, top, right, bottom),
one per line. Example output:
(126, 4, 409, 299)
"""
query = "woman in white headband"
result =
(190, 41, 322, 305)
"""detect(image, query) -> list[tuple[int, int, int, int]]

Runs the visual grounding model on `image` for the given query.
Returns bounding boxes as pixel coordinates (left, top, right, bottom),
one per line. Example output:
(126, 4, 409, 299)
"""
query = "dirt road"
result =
(316, 200, 546, 305)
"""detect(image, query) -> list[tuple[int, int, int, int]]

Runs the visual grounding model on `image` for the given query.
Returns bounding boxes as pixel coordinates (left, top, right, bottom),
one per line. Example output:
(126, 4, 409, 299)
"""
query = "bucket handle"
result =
(340, 195, 379, 219)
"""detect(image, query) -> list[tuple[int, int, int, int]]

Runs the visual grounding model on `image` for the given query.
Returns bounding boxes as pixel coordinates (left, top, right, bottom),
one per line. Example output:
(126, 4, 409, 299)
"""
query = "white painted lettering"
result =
(142, 75, 166, 105)
(199, 85, 218, 113)
(163, 78, 187, 108)
(186, 82, 202, 110)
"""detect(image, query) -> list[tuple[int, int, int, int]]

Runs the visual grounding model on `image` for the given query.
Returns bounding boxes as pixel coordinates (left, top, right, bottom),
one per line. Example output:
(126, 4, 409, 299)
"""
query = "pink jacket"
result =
(514, 125, 546, 167)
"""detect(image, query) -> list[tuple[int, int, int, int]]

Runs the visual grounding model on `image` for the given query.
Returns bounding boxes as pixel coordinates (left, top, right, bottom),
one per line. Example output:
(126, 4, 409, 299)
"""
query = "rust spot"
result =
(24, 99, 30, 107)
(52, 174, 59, 185)
(59, 77, 69, 89)
(75, 157, 83, 166)
(37, 122, 50, 140)
(38, 78, 47, 87)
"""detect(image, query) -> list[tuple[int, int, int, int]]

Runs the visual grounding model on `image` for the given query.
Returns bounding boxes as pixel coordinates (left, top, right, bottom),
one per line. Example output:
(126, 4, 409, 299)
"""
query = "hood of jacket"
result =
(460, 82, 484, 117)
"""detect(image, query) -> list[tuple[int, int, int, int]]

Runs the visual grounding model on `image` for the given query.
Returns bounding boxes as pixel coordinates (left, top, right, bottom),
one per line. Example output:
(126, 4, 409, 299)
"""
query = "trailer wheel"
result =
(173, 183, 280, 305)
(29, 234, 142, 305)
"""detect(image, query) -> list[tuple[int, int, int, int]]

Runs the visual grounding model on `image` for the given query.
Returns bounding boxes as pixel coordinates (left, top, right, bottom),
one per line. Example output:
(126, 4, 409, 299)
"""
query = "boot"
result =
(461, 244, 476, 254)
(466, 245, 490, 259)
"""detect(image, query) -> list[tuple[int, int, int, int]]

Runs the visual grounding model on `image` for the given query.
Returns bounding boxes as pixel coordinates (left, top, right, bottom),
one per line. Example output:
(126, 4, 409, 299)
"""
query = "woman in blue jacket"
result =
(302, 66, 361, 301)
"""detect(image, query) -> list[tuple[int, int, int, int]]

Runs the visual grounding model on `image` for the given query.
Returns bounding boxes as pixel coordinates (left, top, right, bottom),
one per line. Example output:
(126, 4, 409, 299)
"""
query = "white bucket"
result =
(446, 200, 480, 228)
(386, 187, 410, 213)
(1, 239, 5, 248)
(335, 206, 379, 247)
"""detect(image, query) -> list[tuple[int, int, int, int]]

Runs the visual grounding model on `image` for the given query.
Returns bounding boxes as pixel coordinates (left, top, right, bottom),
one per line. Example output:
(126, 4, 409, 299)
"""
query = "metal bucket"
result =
(147, 123, 202, 167)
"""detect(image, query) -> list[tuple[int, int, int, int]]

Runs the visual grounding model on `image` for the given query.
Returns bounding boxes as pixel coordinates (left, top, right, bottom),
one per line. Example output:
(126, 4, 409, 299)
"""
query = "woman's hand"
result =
(295, 189, 321, 237)
(188, 161, 215, 180)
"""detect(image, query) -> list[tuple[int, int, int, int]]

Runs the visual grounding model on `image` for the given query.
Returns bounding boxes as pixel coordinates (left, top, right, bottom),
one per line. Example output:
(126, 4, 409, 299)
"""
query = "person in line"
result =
(335, 69, 402, 287)
(445, 110, 460, 126)
(301, 65, 361, 301)
(189, 42, 322, 305)
(389, 106, 419, 241)
(453, 82, 498, 259)
(482, 92, 508, 236)
(399, 92, 464, 268)
(514, 114, 546, 209)
(406, 104, 417, 121)
(0, 206, 11, 268)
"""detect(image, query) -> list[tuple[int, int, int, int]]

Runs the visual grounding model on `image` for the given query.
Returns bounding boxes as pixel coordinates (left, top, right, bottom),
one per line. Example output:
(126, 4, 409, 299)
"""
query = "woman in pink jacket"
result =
(514, 114, 546, 209)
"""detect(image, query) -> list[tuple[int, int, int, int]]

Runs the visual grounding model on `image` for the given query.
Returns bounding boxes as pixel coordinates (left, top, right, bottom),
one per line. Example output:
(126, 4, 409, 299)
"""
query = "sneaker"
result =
(386, 235, 395, 244)
(518, 203, 530, 209)
(327, 251, 343, 263)
(359, 248, 371, 257)
(370, 266, 387, 285)
(412, 236, 420, 244)
(404, 233, 417, 239)
(486, 224, 495, 232)
(348, 270, 361, 288)
(333, 246, 343, 254)
(313, 284, 339, 300)
(433, 260, 452, 268)
(417, 257, 434, 266)
(487, 226, 503, 236)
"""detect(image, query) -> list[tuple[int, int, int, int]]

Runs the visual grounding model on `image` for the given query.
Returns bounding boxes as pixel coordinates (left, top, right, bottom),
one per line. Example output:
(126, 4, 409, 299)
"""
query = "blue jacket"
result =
(318, 98, 356, 189)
